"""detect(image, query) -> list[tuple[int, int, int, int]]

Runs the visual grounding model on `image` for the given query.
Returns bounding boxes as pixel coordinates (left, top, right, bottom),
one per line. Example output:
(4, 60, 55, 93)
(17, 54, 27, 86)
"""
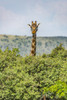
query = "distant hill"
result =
(0, 34, 67, 56)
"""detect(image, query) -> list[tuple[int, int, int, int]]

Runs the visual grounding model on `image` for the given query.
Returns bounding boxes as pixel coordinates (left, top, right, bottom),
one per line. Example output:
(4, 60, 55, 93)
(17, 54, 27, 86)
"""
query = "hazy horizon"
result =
(0, 34, 67, 38)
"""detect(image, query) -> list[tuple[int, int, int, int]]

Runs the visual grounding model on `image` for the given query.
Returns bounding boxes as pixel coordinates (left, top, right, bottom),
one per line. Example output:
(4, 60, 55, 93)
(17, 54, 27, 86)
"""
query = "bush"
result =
(0, 45, 67, 100)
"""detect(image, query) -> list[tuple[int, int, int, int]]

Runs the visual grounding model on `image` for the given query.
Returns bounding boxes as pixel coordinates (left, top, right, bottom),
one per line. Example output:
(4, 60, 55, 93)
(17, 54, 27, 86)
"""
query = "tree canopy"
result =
(0, 45, 67, 100)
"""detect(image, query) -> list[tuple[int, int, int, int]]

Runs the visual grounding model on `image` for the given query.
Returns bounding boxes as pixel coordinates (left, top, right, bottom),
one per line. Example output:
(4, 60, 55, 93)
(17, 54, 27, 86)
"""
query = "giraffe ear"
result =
(28, 24, 31, 26)
(38, 23, 40, 26)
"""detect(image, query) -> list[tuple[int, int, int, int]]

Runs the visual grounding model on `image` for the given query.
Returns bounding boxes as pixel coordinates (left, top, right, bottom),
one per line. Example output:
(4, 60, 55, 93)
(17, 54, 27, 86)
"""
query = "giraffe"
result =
(28, 21, 40, 56)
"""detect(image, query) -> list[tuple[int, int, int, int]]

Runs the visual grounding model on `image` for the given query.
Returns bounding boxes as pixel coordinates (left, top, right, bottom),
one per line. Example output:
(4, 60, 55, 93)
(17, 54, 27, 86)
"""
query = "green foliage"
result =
(0, 47, 20, 71)
(0, 45, 67, 100)
(43, 80, 67, 100)
(50, 44, 65, 57)
(42, 53, 47, 58)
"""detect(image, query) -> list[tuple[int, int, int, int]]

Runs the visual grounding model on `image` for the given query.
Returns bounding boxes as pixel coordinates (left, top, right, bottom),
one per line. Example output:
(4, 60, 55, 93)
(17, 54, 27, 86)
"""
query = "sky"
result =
(0, 0, 67, 36)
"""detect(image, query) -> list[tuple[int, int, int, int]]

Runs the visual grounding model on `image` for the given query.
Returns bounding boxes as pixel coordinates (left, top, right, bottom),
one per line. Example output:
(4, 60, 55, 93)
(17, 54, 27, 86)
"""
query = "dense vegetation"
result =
(0, 44, 67, 100)
(0, 34, 67, 56)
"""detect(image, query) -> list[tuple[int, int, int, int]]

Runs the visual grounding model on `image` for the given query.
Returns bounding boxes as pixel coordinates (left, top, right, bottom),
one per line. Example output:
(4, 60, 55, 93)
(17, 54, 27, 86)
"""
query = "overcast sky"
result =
(0, 0, 67, 36)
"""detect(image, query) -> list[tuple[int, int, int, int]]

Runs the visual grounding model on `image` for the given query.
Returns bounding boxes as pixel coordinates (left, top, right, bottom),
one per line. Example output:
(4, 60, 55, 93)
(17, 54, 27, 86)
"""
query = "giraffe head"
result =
(28, 21, 40, 34)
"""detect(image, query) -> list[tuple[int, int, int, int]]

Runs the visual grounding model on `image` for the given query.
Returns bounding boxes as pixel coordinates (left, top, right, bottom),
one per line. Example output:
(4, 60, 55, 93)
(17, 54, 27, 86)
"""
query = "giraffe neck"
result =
(30, 33, 36, 56)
